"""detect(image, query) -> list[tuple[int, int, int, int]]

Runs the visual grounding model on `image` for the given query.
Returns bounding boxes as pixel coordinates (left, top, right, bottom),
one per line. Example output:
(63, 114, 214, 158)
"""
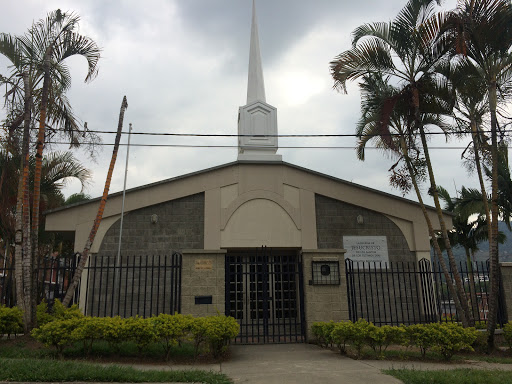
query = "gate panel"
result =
(226, 247, 305, 344)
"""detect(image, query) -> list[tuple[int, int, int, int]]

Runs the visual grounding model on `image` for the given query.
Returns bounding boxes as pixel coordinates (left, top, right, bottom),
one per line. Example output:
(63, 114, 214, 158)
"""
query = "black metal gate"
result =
(225, 247, 305, 344)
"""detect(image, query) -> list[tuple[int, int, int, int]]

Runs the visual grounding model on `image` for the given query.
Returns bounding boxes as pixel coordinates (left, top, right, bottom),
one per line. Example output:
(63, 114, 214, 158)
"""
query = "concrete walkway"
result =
(219, 343, 402, 383)
(16, 344, 510, 384)
(132, 343, 512, 383)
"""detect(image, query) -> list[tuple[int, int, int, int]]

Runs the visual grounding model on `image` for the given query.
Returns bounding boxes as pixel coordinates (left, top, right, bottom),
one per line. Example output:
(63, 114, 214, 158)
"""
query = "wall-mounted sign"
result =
(195, 259, 213, 270)
(343, 236, 389, 265)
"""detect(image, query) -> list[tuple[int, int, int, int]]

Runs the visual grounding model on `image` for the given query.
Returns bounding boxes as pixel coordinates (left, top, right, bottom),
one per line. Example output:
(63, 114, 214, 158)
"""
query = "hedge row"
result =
(502, 322, 512, 349)
(0, 305, 23, 337)
(30, 301, 239, 358)
(311, 319, 479, 360)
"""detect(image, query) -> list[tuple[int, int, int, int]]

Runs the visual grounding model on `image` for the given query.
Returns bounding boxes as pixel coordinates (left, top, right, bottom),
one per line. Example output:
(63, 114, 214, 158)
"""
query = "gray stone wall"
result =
(98, 193, 204, 256)
(500, 263, 512, 322)
(302, 249, 349, 341)
(315, 194, 414, 262)
(86, 193, 205, 317)
(315, 194, 425, 325)
(181, 250, 226, 317)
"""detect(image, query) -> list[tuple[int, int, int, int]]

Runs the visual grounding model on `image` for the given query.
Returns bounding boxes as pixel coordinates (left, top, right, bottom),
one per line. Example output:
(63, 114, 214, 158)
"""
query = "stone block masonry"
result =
(315, 194, 414, 263)
(86, 193, 205, 317)
(302, 249, 349, 341)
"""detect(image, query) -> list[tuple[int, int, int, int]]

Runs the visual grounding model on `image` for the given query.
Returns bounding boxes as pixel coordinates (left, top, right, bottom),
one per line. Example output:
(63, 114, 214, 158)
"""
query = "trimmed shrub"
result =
(36, 299, 83, 327)
(330, 321, 354, 354)
(203, 316, 240, 358)
(101, 316, 129, 351)
(32, 317, 82, 355)
(405, 323, 438, 357)
(124, 316, 158, 354)
(72, 316, 108, 355)
(503, 321, 512, 349)
(0, 305, 23, 337)
(349, 319, 374, 357)
(312, 321, 336, 348)
(152, 313, 193, 360)
(429, 322, 478, 360)
(368, 325, 406, 356)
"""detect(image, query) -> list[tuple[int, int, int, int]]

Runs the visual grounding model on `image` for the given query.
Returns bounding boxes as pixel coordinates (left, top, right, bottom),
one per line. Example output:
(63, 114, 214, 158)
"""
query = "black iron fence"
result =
(0, 253, 80, 308)
(345, 258, 507, 326)
(0, 253, 182, 318)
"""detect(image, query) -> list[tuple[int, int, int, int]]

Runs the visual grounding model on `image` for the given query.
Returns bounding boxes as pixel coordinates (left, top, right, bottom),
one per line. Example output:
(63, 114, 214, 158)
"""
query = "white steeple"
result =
(247, 0, 266, 104)
(237, 0, 281, 162)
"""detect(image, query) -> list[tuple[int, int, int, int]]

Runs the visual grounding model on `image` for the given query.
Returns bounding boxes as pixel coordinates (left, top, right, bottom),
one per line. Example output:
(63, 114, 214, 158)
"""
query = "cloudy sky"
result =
(3, 0, 504, 206)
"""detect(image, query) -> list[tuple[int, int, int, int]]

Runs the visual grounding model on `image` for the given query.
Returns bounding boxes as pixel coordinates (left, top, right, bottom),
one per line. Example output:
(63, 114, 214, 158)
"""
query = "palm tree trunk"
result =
(418, 125, 473, 326)
(487, 83, 500, 350)
(62, 96, 128, 307)
(465, 246, 480, 322)
(401, 140, 467, 324)
(26, 52, 51, 330)
(14, 72, 33, 332)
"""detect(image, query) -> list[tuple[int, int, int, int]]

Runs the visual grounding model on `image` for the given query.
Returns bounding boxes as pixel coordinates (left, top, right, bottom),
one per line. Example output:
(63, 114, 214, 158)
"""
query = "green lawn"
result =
(0, 358, 231, 384)
(385, 368, 512, 384)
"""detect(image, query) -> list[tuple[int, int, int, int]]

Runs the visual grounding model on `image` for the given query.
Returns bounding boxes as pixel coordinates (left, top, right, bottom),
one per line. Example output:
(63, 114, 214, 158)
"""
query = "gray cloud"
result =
(2, 0, 501, 208)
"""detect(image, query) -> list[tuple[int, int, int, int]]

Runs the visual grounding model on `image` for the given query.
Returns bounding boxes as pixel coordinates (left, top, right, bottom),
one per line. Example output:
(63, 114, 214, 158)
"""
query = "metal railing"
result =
(345, 258, 507, 326)
(0, 253, 182, 318)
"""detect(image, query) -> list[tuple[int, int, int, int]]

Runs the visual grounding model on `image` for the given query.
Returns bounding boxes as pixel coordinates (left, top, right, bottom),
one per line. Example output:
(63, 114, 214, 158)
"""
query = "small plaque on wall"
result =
(343, 236, 389, 265)
(195, 259, 213, 270)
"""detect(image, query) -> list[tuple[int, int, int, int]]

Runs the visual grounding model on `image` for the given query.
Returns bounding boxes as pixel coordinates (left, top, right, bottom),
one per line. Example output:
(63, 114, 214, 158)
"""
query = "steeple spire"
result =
(237, 0, 281, 162)
(247, 0, 266, 103)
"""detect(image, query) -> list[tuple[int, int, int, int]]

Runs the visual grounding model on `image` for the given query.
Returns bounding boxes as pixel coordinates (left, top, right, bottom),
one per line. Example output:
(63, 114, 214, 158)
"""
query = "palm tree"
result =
(0, 147, 91, 254)
(62, 96, 128, 307)
(443, 0, 512, 347)
(0, 10, 100, 330)
(330, 0, 474, 325)
(437, 186, 502, 321)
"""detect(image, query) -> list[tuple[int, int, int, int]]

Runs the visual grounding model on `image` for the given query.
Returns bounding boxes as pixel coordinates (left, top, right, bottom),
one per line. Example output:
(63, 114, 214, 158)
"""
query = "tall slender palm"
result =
(0, 10, 100, 329)
(437, 186, 505, 321)
(443, 0, 512, 346)
(330, 0, 473, 325)
(62, 96, 128, 307)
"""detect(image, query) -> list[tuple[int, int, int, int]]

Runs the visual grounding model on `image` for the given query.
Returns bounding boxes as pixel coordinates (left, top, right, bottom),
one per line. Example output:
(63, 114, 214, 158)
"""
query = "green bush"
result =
(36, 299, 83, 327)
(330, 321, 354, 354)
(101, 316, 129, 351)
(430, 323, 478, 360)
(202, 316, 240, 358)
(368, 325, 406, 356)
(152, 313, 193, 360)
(312, 320, 478, 361)
(0, 305, 23, 337)
(30, 313, 239, 359)
(72, 316, 107, 355)
(36, 301, 53, 327)
(503, 321, 512, 349)
(32, 317, 82, 354)
(350, 319, 374, 357)
(405, 323, 438, 357)
(124, 316, 158, 354)
(312, 321, 336, 348)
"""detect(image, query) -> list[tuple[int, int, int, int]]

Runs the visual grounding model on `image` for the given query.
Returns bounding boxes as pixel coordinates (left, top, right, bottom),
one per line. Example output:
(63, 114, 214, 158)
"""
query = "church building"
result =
(45, 1, 449, 343)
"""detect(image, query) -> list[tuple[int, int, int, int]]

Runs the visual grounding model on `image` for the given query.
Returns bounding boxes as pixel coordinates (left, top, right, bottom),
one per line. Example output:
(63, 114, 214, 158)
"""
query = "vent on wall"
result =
(310, 261, 340, 285)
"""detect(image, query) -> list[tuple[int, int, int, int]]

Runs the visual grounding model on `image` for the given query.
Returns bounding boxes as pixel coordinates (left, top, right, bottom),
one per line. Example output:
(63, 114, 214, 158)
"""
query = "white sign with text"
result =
(343, 236, 389, 265)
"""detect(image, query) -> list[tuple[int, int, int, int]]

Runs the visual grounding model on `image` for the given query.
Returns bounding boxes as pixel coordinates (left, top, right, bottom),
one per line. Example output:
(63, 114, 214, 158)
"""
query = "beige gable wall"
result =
(45, 162, 450, 254)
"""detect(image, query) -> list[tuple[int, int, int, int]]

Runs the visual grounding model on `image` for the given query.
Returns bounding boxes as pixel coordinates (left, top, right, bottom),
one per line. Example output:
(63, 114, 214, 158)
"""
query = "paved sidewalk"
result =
(219, 343, 402, 383)
(131, 343, 512, 383)
(12, 344, 511, 384)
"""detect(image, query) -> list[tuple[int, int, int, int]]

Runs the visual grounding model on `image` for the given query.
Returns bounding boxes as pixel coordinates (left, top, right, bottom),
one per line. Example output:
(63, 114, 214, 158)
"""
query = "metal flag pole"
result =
(114, 123, 132, 313)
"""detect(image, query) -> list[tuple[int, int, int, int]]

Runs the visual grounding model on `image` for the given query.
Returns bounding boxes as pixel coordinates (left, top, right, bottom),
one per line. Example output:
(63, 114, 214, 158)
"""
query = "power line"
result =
(2, 125, 512, 138)
(7, 140, 508, 150)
